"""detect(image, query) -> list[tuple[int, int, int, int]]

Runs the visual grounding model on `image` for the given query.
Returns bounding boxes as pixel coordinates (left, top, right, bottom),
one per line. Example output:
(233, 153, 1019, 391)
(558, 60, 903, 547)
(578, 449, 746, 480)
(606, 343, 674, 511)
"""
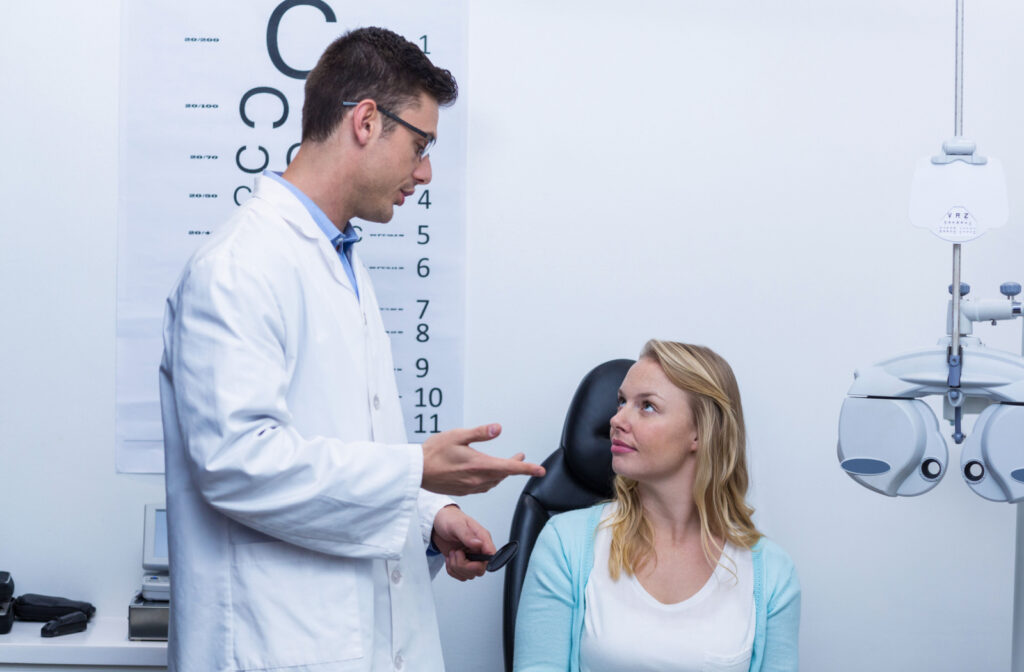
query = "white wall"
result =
(3, 1, 1024, 670)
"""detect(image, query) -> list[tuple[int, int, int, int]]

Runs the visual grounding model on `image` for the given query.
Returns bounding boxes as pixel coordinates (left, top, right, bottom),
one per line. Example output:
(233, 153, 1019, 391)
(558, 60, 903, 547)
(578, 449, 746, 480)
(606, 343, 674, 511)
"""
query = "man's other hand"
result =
(421, 423, 545, 495)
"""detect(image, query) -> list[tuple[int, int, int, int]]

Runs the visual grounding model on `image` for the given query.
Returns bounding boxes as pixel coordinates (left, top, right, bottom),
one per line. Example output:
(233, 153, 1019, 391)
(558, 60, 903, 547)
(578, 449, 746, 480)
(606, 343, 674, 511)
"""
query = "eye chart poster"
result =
(117, 0, 467, 472)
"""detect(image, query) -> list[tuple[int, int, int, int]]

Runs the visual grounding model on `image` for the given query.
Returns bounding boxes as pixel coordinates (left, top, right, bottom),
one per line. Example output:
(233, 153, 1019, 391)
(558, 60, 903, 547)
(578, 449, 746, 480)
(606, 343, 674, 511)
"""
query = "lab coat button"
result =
(394, 653, 404, 670)
(373, 394, 381, 410)
(391, 568, 402, 584)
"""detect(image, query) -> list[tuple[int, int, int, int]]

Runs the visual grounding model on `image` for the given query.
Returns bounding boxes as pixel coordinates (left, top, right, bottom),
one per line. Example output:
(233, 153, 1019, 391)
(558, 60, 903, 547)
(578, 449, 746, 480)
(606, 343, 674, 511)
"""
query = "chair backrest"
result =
(501, 358, 634, 671)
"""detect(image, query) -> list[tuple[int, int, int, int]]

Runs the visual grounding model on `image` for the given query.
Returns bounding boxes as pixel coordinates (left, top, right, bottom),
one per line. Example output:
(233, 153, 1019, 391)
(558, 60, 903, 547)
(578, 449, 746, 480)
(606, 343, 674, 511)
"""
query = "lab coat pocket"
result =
(702, 648, 752, 672)
(230, 540, 363, 670)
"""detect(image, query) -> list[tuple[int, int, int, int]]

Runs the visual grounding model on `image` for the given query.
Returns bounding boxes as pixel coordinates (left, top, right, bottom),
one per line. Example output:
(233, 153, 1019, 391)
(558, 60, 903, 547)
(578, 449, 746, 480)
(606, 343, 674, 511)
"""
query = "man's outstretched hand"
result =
(421, 423, 545, 496)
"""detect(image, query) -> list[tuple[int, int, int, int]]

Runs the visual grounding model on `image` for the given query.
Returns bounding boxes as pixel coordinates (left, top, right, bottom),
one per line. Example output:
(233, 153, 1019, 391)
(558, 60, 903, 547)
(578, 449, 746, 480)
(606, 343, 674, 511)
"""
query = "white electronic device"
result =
(142, 503, 169, 572)
(142, 573, 170, 601)
(140, 503, 170, 602)
(838, 0, 1024, 504)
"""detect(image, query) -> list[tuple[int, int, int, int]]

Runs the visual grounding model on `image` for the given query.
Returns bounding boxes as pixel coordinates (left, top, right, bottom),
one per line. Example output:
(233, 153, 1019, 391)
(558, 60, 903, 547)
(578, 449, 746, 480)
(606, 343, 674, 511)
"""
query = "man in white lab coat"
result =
(159, 27, 544, 672)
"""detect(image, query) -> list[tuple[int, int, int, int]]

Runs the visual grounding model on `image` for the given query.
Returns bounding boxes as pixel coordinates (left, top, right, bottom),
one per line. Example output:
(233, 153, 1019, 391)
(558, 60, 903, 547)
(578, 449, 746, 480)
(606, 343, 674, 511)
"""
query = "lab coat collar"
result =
(251, 174, 358, 295)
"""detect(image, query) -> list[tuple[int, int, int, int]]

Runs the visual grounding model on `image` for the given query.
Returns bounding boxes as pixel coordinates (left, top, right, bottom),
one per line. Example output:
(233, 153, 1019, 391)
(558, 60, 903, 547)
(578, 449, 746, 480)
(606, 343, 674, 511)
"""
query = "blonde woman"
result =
(514, 341, 800, 672)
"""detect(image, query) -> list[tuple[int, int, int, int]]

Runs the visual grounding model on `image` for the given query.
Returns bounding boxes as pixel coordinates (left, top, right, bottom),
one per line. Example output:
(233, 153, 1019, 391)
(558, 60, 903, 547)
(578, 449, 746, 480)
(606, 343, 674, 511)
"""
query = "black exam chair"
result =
(501, 358, 634, 672)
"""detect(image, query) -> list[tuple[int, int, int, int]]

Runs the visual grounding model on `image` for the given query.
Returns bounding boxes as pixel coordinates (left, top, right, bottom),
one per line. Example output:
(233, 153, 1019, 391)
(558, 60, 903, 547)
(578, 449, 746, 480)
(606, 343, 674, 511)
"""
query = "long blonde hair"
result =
(606, 340, 761, 579)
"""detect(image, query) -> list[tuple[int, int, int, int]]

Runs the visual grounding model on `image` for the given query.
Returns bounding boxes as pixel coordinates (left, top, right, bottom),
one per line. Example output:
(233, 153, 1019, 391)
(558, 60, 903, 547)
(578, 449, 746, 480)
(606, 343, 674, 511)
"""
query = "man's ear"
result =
(349, 99, 379, 147)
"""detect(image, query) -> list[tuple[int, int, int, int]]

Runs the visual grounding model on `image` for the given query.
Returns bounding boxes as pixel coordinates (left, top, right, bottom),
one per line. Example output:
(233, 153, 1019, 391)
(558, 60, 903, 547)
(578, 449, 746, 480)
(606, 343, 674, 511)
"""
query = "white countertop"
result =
(0, 616, 166, 666)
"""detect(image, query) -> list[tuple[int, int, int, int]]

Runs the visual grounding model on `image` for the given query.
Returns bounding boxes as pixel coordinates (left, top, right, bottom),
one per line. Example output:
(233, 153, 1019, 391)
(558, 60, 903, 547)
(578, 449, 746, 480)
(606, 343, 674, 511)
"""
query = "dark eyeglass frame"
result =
(341, 100, 436, 159)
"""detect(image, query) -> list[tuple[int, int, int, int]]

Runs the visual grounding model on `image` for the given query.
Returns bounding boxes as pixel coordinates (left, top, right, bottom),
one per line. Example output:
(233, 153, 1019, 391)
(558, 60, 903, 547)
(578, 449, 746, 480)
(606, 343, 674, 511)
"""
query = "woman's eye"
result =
(641, 401, 655, 413)
(617, 398, 625, 408)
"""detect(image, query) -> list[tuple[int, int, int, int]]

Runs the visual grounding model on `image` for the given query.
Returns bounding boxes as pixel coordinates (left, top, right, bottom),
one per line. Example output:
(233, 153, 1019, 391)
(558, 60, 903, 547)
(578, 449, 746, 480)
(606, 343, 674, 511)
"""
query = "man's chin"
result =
(357, 208, 394, 224)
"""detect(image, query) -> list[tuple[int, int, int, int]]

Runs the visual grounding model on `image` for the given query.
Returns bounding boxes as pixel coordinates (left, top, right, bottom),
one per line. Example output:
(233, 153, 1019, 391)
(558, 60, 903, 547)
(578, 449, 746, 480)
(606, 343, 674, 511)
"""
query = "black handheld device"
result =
(0, 572, 12, 602)
(465, 540, 519, 572)
(41, 610, 89, 638)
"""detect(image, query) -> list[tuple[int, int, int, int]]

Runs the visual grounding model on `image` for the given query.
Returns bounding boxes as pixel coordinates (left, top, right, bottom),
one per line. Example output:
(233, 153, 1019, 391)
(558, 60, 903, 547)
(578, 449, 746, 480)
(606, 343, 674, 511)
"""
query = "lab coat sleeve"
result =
(165, 251, 421, 560)
(761, 546, 801, 671)
(418, 489, 453, 546)
(418, 489, 453, 577)
(513, 520, 576, 671)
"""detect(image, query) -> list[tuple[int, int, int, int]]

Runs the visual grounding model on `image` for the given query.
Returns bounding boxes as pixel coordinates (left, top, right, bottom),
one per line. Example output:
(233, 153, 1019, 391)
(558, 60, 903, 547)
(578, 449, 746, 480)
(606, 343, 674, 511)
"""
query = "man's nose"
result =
(413, 155, 432, 185)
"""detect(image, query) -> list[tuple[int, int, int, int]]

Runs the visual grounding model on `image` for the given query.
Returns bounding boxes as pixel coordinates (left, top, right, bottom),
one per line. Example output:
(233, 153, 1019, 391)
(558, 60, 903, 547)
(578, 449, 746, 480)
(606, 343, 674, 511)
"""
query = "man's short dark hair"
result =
(301, 27, 458, 143)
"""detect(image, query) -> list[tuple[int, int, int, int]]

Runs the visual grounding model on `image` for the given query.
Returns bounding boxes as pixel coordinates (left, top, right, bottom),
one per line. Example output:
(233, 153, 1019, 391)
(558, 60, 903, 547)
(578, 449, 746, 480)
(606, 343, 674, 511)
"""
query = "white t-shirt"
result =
(580, 507, 755, 672)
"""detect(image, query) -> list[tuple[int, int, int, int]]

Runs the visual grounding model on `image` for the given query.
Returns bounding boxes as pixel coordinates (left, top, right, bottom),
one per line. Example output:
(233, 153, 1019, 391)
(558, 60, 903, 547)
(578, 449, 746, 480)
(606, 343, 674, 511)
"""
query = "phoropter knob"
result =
(948, 282, 971, 297)
(1000, 282, 1021, 300)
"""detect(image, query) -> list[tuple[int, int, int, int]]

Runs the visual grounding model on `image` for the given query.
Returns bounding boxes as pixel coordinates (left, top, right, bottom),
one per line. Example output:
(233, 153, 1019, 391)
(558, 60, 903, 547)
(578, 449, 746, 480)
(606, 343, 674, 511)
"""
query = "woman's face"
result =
(610, 357, 699, 485)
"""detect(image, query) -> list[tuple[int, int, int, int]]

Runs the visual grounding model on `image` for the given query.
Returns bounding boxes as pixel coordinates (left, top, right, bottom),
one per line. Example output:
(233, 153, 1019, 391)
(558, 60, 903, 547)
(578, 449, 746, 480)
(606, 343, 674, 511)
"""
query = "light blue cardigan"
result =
(513, 505, 801, 671)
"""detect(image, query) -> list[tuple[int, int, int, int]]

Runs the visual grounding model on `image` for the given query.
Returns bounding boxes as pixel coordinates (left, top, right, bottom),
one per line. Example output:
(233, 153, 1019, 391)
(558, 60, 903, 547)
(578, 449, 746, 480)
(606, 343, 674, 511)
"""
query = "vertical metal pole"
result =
(1015, 294, 1024, 671)
(1016, 312, 1024, 671)
(954, 0, 964, 137)
(1015, 505, 1024, 671)
(951, 0, 965, 355)
(952, 245, 962, 353)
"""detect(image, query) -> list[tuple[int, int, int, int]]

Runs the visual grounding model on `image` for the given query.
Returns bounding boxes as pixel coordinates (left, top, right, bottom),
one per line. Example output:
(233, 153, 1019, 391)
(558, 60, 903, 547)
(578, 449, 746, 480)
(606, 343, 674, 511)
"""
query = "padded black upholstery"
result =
(501, 358, 634, 671)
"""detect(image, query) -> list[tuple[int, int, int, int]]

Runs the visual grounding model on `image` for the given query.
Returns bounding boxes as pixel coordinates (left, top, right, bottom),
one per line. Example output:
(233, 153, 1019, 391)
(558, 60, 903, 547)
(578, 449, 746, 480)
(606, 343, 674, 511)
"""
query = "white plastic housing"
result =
(960, 403, 1024, 503)
(847, 342, 1024, 402)
(838, 396, 947, 497)
(947, 299, 1020, 336)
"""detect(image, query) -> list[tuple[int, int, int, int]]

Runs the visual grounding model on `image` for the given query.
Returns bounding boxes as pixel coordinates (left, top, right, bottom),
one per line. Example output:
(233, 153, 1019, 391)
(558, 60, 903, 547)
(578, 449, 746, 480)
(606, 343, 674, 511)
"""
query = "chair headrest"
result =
(560, 358, 635, 497)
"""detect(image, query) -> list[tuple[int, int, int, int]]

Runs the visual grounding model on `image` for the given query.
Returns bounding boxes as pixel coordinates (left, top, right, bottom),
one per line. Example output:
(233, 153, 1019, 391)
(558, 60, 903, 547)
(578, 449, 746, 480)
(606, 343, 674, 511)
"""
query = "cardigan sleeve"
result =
(761, 543, 802, 671)
(513, 518, 577, 671)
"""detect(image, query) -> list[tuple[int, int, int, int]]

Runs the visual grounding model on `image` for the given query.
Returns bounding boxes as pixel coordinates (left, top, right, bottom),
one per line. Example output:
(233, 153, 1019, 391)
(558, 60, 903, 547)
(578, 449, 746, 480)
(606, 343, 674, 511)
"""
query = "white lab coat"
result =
(159, 175, 452, 672)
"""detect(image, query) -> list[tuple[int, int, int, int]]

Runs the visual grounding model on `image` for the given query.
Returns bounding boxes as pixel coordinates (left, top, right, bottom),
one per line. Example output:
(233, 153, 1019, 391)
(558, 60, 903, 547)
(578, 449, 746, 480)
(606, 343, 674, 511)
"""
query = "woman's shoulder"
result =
(752, 535, 789, 558)
(751, 536, 800, 589)
(542, 503, 608, 542)
(752, 536, 794, 566)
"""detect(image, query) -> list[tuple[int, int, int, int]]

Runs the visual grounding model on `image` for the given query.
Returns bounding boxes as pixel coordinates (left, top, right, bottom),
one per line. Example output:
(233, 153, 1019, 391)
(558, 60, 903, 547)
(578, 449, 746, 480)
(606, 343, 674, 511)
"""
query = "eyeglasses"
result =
(341, 101, 436, 160)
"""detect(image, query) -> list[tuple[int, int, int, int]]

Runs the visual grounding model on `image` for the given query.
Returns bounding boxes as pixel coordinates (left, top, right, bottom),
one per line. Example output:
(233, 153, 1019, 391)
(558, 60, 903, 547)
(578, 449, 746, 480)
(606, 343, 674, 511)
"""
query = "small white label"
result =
(939, 206, 978, 241)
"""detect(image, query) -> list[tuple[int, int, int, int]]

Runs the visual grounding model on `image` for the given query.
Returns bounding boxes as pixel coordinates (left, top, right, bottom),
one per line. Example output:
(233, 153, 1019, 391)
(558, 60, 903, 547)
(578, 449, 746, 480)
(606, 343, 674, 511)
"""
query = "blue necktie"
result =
(332, 229, 361, 298)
